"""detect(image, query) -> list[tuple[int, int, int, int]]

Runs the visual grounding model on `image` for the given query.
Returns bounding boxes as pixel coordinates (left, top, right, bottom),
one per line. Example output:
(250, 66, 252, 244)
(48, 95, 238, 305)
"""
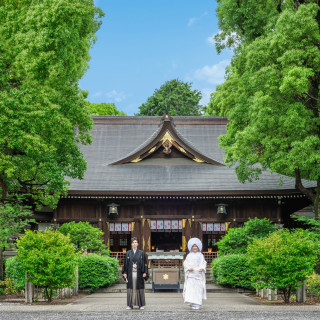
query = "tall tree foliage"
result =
(87, 101, 127, 116)
(136, 79, 202, 116)
(0, 0, 104, 208)
(0, 200, 34, 249)
(207, 1, 320, 217)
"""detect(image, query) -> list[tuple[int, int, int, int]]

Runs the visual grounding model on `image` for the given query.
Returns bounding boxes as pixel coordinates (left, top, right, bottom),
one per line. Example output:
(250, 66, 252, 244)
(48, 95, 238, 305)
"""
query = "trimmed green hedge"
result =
(5, 256, 25, 291)
(78, 254, 118, 292)
(211, 254, 254, 290)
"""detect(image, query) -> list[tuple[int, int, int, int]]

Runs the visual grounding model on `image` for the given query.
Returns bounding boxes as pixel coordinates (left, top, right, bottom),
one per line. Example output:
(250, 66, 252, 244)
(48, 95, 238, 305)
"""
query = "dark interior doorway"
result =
(110, 233, 131, 252)
(202, 234, 223, 252)
(151, 232, 182, 252)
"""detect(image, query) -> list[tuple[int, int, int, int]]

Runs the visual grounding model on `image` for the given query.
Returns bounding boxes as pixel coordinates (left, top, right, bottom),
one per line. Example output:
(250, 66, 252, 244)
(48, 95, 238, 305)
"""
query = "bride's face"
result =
(192, 244, 198, 253)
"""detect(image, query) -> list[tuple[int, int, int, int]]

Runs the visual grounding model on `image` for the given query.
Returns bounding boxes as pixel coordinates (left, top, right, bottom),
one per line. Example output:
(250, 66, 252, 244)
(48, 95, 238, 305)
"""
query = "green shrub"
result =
(5, 256, 25, 291)
(217, 218, 274, 255)
(16, 229, 78, 302)
(307, 273, 320, 300)
(217, 228, 248, 255)
(247, 229, 319, 303)
(212, 254, 254, 290)
(0, 278, 20, 295)
(78, 254, 118, 292)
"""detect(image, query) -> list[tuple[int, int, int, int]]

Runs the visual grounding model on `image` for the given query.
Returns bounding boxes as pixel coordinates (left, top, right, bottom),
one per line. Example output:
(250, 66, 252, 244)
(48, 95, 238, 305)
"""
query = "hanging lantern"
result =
(216, 203, 228, 215)
(107, 203, 119, 215)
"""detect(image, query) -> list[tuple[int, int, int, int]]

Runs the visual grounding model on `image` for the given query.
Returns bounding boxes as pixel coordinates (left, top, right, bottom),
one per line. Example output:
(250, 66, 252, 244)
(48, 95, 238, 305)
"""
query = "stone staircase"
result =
(117, 267, 213, 284)
(99, 267, 236, 293)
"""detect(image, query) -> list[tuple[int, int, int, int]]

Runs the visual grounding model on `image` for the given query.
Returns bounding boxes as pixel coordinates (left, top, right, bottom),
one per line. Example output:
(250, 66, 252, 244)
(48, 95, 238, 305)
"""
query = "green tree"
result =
(247, 229, 319, 303)
(5, 256, 25, 291)
(0, 0, 104, 208)
(207, 1, 320, 217)
(59, 221, 107, 254)
(16, 229, 78, 302)
(0, 200, 34, 249)
(0, 197, 35, 280)
(87, 101, 127, 116)
(217, 218, 274, 255)
(136, 79, 202, 116)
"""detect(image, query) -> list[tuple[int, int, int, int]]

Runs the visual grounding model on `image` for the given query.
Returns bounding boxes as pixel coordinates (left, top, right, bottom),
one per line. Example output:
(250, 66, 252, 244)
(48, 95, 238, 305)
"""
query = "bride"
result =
(183, 237, 207, 310)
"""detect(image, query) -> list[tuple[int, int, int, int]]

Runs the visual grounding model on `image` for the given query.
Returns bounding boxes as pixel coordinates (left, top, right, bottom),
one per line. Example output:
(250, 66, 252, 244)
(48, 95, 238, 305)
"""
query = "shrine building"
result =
(47, 115, 313, 259)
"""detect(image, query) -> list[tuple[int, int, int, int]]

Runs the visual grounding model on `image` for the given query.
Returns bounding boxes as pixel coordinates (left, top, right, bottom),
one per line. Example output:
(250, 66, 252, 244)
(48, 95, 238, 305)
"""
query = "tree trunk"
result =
(0, 176, 8, 202)
(295, 169, 319, 219)
(0, 249, 3, 280)
(282, 287, 291, 303)
(314, 181, 320, 219)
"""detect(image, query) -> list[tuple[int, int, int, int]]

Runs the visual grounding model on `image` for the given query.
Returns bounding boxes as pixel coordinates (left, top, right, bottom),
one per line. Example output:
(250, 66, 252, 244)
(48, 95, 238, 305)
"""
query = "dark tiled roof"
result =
(67, 116, 314, 195)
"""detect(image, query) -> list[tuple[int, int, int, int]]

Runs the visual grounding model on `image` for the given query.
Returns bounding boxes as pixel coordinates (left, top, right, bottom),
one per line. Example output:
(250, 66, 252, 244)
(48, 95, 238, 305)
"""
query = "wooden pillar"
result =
(98, 202, 110, 249)
(182, 218, 191, 252)
(52, 208, 58, 225)
(104, 222, 110, 249)
(191, 220, 202, 239)
(134, 202, 145, 246)
(132, 219, 141, 243)
(142, 219, 151, 252)
(276, 198, 282, 223)
(190, 202, 202, 240)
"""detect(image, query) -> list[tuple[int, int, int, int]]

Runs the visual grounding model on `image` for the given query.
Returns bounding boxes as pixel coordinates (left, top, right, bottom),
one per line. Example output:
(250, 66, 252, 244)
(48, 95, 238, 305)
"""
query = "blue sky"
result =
(79, 0, 232, 115)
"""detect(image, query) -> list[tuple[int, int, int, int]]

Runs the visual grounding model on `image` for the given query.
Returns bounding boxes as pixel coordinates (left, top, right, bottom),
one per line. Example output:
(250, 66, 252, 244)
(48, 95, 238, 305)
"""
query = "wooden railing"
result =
(110, 251, 218, 267)
(203, 251, 218, 264)
(109, 252, 126, 266)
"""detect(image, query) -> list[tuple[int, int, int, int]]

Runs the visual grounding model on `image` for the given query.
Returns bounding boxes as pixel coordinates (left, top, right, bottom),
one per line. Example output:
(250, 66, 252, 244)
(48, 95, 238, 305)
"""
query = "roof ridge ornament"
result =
(160, 112, 175, 126)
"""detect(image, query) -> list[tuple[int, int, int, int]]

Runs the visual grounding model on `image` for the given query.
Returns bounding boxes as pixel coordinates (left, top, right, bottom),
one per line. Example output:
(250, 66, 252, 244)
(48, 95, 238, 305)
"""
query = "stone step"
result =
(97, 283, 237, 294)
(117, 269, 213, 284)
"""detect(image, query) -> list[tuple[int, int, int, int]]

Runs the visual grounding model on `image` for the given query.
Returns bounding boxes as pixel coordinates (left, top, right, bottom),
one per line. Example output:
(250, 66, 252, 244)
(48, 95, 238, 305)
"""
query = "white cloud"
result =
(106, 90, 126, 103)
(187, 17, 196, 27)
(187, 11, 209, 27)
(92, 91, 103, 98)
(200, 88, 215, 106)
(207, 34, 215, 46)
(193, 60, 230, 85)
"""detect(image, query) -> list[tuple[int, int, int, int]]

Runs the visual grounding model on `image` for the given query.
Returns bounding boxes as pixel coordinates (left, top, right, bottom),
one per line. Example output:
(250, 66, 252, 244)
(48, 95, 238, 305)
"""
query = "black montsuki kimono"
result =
(122, 249, 149, 289)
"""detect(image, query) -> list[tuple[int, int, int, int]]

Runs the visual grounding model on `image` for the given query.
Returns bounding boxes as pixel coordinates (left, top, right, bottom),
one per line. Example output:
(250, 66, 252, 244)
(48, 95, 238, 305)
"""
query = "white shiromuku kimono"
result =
(183, 251, 207, 306)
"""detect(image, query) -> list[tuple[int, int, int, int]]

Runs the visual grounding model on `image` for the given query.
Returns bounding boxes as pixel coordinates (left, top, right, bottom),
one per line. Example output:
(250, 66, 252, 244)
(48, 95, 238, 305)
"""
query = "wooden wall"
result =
(53, 197, 290, 251)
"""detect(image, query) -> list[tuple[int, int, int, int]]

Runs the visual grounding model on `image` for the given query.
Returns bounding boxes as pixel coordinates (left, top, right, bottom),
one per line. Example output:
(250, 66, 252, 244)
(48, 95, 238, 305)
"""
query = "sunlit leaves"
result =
(0, 1, 104, 207)
(87, 102, 127, 116)
(16, 229, 78, 301)
(136, 79, 202, 116)
(247, 229, 319, 302)
(208, 2, 320, 189)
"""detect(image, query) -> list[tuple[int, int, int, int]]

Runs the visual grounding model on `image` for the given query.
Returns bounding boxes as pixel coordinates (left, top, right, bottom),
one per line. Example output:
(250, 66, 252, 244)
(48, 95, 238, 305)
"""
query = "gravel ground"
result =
(1, 311, 320, 320)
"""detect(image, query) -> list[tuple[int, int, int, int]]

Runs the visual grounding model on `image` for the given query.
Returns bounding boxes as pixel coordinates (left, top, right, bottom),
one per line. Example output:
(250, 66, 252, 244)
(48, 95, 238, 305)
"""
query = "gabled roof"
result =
(111, 114, 224, 165)
(66, 116, 315, 196)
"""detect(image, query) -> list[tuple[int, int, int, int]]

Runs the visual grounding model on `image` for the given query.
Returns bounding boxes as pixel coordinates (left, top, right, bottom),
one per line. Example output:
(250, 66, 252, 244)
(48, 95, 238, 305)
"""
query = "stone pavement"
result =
(0, 287, 320, 313)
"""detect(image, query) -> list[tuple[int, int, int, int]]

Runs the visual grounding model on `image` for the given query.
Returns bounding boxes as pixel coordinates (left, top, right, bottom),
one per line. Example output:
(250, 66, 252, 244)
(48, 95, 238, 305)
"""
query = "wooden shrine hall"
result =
(49, 115, 313, 258)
